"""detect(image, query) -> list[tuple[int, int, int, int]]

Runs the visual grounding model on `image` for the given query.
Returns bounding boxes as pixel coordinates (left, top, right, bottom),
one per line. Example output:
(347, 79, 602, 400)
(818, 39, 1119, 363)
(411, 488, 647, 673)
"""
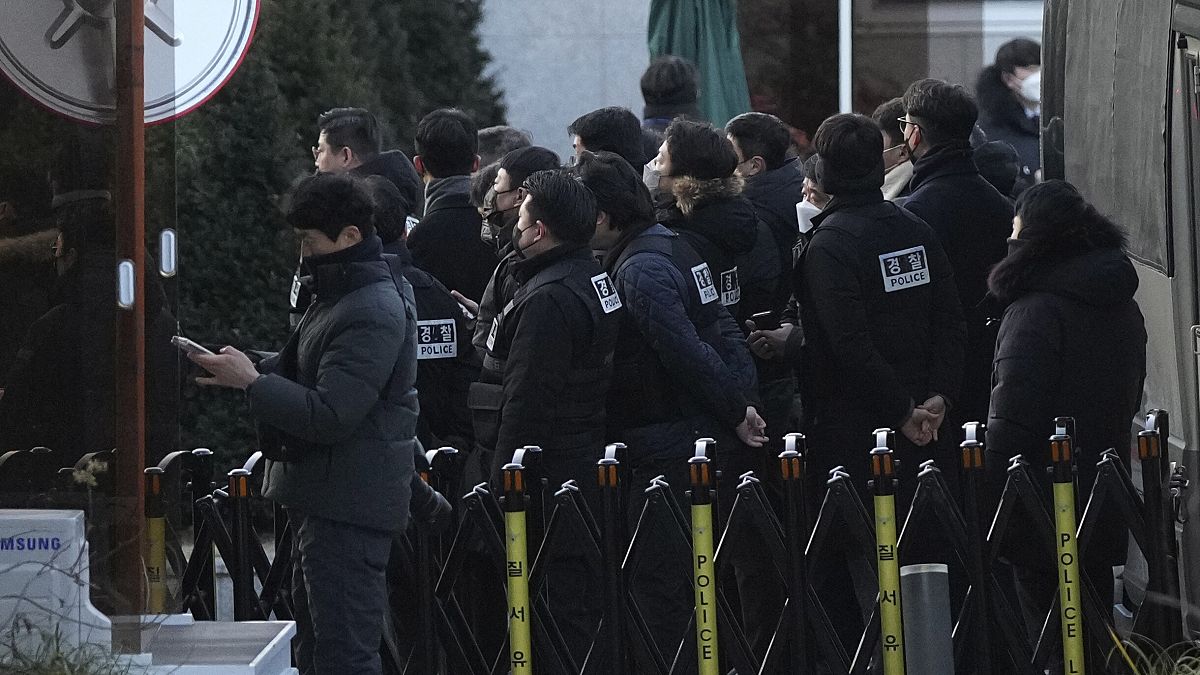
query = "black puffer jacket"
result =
(976, 66, 1040, 180)
(900, 143, 1014, 424)
(254, 236, 419, 533)
(658, 176, 769, 323)
(986, 243, 1146, 483)
(408, 175, 497, 301)
(604, 224, 756, 444)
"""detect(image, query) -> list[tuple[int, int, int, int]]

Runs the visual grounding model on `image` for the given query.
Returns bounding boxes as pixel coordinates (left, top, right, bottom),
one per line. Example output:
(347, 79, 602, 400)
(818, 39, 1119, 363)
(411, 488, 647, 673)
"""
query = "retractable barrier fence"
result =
(0, 410, 1191, 674)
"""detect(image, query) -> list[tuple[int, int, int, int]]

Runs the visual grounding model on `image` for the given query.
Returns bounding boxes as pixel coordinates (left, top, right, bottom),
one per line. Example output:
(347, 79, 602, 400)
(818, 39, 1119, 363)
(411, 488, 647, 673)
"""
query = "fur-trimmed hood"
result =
(987, 214, 1134, 305)
(659, 176, 757, 257)
(670, 174, 744, 216)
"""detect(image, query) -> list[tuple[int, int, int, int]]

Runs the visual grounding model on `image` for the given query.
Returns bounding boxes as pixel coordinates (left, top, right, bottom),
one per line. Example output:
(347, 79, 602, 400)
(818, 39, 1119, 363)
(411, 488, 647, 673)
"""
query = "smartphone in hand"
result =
(750, 310, 780, 331)
(171, 335, 215, 356)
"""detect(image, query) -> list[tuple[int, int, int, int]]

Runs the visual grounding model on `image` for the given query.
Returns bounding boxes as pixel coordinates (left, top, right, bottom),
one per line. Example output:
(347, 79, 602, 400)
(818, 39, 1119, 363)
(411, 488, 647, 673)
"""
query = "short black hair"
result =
(664, 119, 738, 180)
(363, 175, 407, 245)
(286, 173, 376, 242)
(499, 146, 561, 188)
(871, 97, 906, 147)
(471, 161, 501, 209)
(568, 151, 654, 232)
(641, 56, 699, 108)
(521, 170, 597, 245)
(478, 125, 532, 166)
(568, 107, 646, 167)
(994, 38, 1041, 75)
(813, 113, 884, 193)
(318, 108, 382, 161)
(414, 108, 479, 177)
(725, 112, 791, 170)
(903, 78, 979, 145)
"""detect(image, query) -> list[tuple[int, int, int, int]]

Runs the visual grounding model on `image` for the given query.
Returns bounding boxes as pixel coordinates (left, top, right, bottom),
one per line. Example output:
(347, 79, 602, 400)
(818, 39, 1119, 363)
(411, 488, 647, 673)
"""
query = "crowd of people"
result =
(0, 39, 1148, 675)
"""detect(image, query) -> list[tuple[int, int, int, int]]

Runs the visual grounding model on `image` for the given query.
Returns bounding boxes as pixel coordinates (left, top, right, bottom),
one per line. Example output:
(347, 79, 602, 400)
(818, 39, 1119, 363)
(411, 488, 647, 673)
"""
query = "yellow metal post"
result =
(502, 462, 533, 675)
(689, 438, 719, 675)
(144, 467, 166, 613)
(1050, 433, 1085, 674)
(871, 436, 905, 674)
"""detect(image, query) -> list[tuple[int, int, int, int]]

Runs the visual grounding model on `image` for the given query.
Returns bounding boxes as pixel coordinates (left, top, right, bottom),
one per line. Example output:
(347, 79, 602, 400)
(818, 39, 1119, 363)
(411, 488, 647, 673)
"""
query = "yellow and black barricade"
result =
(502, 460, 534, 675)
(1050, 430, 1085, 674)
(689, 438, 719, 675)
(870, 431, 905, 675)
(144, 466, 167, 614)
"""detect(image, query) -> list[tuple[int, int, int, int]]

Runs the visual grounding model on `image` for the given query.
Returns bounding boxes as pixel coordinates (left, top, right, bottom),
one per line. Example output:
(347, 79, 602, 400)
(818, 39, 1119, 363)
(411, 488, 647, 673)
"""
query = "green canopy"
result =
(647, 0, 752, 127)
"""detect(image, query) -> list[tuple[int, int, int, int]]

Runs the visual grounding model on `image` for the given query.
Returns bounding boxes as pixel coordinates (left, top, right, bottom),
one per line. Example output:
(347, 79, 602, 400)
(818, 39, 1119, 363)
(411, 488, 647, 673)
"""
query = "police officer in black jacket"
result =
(363, 176, 477, 459)
(476, 169, 620, 663)
(793, 114, 966, 503)
(573, 150, 765, 665)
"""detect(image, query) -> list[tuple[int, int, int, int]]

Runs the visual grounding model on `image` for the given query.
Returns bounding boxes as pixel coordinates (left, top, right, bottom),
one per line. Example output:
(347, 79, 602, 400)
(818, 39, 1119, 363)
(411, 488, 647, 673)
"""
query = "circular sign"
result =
(0, 0, 259, 125)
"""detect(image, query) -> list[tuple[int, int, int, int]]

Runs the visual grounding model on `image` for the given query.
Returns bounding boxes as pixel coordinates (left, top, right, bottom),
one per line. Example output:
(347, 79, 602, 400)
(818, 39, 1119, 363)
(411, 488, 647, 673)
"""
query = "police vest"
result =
(607, 227, 726, 429)
(471, 250, 621, 452)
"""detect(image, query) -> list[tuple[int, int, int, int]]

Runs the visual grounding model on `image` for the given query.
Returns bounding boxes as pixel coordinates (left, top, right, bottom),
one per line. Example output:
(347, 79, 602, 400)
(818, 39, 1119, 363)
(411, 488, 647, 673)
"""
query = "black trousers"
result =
(288, 509, 393, 675)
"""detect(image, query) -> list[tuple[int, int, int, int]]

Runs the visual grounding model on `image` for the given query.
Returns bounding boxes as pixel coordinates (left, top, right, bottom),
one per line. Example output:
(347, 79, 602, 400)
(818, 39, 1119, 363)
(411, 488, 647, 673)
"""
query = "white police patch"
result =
(417, 319, 457, 360)
(878, 246, 930, 293)
(486, 317, 499, 352)
(719, 267, 741, 306)
(591, 273, 623, 314)
(691, 263, 719, 304)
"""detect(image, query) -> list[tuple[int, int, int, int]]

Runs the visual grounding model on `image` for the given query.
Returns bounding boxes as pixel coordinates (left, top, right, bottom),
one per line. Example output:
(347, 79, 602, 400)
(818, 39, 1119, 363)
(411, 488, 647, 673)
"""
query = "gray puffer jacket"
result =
(253, 237, 419, 533)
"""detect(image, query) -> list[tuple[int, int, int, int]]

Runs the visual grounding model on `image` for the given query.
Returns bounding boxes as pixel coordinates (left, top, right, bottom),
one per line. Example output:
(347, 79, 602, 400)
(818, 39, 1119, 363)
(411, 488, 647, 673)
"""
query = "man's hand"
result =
(901, 407, 936, 446)
(915, 394, 947, 442)
(746, 321, 794, 360)
(191, 347, 260, 390)
(450, 290, 479, 317)
(736, 406, 769, 447)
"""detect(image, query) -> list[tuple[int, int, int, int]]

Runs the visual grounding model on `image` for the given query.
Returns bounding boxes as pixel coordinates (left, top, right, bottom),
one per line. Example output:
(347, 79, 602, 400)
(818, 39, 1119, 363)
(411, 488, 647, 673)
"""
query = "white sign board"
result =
(0, 509, 111, 648)
(0, 0, 259, 124)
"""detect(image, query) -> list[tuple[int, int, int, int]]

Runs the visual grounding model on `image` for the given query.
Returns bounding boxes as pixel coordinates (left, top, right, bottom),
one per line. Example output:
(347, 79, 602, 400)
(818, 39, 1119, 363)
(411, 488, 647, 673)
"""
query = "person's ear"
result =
(413, 155, 427, 177)
(340, 225, 363, 245)
(596, 210, 610, 229)
(472, 155, 481, 173)
(1001, 71, 1020, 93)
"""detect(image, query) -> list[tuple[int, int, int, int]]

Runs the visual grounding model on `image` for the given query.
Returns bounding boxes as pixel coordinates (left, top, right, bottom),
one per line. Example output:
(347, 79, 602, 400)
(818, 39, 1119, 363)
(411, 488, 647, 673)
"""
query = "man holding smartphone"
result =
(192, 173, 418, 675)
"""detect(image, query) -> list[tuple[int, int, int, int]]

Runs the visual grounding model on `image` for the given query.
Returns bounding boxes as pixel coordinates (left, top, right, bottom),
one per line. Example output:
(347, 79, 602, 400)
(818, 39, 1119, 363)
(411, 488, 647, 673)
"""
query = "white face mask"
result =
(1020, 71, 1041, 104)
(796, 200, 822, 234)
(642, 163, 662, 191)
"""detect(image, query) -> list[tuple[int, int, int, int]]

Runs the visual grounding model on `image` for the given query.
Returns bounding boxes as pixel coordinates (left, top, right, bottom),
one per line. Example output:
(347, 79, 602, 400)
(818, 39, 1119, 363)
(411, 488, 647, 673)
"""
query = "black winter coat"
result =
(741, 157, 804, 285)
(255, 237, 419, 533)
(603, 224, 756, 448)
(659, 176, 771, 324)
(408, 175, 497, 301)
(486, 245, 620, 469)
(976, 66, 1041, 180)
(986, 245, 1146, 484)
(900, 143, 1014, 423)
(795, 192, 966, 434)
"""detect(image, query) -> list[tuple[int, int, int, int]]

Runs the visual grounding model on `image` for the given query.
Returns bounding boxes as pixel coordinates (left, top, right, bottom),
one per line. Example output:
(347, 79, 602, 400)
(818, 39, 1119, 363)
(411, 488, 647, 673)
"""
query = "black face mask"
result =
(487, 208, 520, 245)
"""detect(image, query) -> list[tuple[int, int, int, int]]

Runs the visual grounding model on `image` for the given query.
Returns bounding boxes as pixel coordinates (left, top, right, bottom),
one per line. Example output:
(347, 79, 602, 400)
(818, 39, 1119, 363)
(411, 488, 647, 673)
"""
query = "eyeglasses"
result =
(897, 117, 921, 133)
(311, 144, 345, 160)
